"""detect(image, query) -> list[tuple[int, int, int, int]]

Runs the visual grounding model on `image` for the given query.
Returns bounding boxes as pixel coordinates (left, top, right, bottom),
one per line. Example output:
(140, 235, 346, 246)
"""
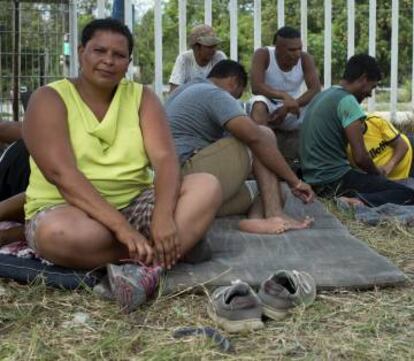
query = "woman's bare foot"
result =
(239, 215, 313, 235)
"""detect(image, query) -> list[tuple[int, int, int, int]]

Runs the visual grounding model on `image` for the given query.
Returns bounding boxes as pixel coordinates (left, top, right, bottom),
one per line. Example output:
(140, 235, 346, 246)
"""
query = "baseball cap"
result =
(189, 24, 221, 47)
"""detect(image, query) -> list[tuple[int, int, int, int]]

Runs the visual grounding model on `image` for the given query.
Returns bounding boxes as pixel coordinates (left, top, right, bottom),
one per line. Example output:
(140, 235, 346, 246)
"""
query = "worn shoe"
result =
(258, 270, 316, 320)
(107, 263, 162, 313)
(207, 280, 264, 333)
(93, 275, 115, 301)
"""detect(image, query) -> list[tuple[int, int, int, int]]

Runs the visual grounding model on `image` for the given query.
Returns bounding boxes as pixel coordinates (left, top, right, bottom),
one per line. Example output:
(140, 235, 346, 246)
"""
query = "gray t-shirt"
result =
(165, 79, 246, 163)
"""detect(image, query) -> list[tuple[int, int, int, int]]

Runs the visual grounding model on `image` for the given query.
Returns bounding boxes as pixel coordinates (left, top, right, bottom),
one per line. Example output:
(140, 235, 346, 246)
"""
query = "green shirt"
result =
(300, 86, 366, 185)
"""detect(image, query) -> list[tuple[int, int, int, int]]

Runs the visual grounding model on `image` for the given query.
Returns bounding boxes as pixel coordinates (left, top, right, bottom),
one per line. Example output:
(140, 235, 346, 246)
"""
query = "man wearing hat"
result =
(169, 24, 227, 92)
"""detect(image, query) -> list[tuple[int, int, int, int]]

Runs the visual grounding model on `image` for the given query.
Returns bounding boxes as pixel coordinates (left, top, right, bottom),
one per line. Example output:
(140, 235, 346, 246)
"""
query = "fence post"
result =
(97, 0, 105, 18)
(179, 0, 186, 54)
(229, 0, 238, 61)
(324, 0, 332, 89)
(205, 0, 212, 26)
(154, 0, 163, 97)
(347, 0, 355, 58)
(390, 0, 399, 120)
(254, 0, 261, 50)
(69, 0, 78, 77)
(300, 0, 307, 52)
(12, 0, 20, 122)
(277, 0, 284, 29)
(368, 0, 376, 112)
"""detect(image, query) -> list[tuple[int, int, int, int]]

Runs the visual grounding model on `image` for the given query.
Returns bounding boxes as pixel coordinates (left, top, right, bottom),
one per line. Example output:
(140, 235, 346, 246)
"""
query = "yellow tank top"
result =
(25, 79, 154, 219)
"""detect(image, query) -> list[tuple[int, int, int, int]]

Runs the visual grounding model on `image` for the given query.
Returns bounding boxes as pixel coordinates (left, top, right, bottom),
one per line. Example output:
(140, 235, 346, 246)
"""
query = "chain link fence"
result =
(0, 0, 70, 121)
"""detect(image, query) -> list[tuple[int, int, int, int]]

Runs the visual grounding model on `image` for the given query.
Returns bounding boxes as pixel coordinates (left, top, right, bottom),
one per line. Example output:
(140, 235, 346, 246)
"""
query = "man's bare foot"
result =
(338, 196, 364, 207)
(239, 215, 313, 235)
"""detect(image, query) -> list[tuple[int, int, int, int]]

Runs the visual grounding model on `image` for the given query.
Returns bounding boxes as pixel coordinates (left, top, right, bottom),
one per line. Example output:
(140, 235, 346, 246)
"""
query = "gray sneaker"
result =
(258, 270, 316, 320)
(107, 263, 163, 313)
(207, 280, 264, 333)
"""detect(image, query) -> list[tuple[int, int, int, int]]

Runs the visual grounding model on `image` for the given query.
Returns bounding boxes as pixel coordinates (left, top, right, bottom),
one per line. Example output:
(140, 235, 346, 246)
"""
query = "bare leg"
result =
(0, 225, 25, 246)
(240, 129, 312, 234)
(32, 173, 221, 269)
(0, 192, 25, 222)
(174, 173, 221, 256)
(251, 102, 270, 126)
(247, 196, 264, 219)
(0, 192, 26, 246)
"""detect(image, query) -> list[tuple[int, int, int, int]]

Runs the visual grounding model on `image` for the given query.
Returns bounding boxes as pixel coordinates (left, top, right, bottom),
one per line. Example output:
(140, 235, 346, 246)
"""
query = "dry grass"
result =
(0, 203, 413, 361)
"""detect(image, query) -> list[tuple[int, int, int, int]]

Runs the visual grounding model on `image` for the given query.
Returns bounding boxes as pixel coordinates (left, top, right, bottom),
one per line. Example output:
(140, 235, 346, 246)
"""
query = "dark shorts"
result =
(25, 188, 155, 251)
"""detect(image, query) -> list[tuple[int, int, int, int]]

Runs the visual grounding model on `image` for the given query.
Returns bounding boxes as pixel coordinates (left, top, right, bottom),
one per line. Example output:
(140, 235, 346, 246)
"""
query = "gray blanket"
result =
(352, 178, 414, 226)
(164, 188, 407, 294)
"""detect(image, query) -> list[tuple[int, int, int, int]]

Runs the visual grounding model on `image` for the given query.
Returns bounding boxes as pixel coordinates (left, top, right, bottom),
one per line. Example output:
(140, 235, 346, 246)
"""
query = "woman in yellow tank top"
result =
(22, 18, 221, 310)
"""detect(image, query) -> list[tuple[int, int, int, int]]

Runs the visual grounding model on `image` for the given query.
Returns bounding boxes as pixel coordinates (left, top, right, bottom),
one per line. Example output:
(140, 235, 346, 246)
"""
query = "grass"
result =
(0, 203, 413, 361)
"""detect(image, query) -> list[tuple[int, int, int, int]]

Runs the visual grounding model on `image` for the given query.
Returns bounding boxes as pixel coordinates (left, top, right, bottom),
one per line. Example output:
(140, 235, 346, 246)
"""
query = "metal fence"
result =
(2, 0, 414, 122)
(0, 0, 71, 121)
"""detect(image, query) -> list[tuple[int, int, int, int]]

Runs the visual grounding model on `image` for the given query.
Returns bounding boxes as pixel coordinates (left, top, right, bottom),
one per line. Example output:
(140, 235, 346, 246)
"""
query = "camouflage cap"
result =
(189, 24, 221, 47)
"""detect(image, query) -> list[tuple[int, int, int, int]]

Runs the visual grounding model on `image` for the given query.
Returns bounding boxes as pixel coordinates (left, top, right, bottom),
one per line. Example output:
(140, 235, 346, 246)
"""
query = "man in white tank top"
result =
(250, 27, 321, 163)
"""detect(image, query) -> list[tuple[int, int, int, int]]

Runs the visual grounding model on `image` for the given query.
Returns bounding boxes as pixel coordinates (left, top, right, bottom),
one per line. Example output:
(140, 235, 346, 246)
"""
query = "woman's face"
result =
(78, 30, 130, 88)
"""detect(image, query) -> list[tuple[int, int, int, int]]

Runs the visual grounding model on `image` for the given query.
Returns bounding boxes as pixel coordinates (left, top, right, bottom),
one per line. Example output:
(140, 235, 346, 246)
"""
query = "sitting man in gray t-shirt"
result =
(165, 60, 315, 234)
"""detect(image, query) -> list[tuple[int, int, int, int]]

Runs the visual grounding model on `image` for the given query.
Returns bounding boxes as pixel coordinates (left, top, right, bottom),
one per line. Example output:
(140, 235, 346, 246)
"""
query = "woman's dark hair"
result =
(207, 60, 248, 87)
(343, 54, 382, 82)
(81, 18, 134, 56)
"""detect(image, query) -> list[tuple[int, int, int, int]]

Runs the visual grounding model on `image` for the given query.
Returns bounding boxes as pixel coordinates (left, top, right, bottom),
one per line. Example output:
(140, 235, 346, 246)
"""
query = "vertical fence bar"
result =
(368, 0, 376, 112)
(97, 0, 105, 18)
(254, 0, 261, 50)
(277, 0, 284, 29)
(124, 0, 134, 79)
(154, 0, 163, 97)
(347, 0, 355, 58)
(12, 0, 20, 121)
(300, 0, 307, 51)
(179, 0, 186, 53)
(390, 0, 399, 120)
(69, 0, 78, 77)
(229, 0, 238, 60)
(412, 0, 414, 110)
(324, 0, 332, 88)
(124, 0, 132, 29)
(205, 0, 212, 26)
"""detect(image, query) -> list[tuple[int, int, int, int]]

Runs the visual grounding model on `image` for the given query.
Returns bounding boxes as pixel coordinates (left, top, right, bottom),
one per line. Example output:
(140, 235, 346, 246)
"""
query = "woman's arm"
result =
(139, 86, 181, 269)
(23, 87, 153, 263)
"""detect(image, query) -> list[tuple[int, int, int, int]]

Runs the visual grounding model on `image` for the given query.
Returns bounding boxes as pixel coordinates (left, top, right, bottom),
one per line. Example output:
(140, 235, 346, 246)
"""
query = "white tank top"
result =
(265, 46, 304, 99)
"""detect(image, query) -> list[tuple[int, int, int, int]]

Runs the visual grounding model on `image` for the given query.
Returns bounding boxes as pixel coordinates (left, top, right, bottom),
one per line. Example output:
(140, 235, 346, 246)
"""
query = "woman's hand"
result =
(115, 224, 154, 265)
(151, 212, 180, 269)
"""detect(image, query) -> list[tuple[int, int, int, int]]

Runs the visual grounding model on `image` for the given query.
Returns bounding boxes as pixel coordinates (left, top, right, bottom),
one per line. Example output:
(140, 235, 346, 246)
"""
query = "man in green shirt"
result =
(300, 54, 414, 207)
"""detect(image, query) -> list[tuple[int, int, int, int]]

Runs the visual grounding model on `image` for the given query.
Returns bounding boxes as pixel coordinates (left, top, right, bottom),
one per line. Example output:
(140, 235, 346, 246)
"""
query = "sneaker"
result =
(207, 280, 264, 333)
(107, 263, 162, 313)
(258, 270, 316, 320)
(93, 275, 115, 301)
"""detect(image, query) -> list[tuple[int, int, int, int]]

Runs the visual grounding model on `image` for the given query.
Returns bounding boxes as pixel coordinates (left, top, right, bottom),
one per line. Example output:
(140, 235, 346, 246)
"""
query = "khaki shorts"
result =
(181, 137, 256, 216)
(25, 188, 155, 252)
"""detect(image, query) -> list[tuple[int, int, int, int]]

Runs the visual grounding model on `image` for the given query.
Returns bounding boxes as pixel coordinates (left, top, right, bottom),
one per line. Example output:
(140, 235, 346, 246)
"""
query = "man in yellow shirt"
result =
(347, 114, 413, 180)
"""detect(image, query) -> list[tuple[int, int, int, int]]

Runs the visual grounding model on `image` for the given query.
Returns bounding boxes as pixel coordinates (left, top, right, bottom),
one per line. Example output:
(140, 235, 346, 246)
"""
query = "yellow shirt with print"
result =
(347, 115, 413, 180)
